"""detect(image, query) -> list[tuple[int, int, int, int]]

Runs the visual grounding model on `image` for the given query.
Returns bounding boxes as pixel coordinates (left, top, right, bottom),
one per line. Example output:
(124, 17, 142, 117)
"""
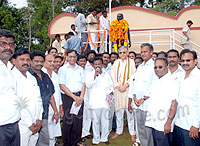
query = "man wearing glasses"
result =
(111, 46, 136, 141)
(146, 57, 178, 146)
(0, 29, 20, 146)
(59, 49, 86, 146)
(175, 49, 200, 146)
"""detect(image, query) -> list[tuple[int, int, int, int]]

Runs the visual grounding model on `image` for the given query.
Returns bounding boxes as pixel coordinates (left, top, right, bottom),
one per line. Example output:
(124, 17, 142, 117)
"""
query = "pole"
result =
(109, 0, 112, 53)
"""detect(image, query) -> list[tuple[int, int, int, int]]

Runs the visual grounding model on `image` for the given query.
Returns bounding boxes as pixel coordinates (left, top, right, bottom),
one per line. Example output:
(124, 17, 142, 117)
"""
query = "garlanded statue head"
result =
(117, 13, 124, 21)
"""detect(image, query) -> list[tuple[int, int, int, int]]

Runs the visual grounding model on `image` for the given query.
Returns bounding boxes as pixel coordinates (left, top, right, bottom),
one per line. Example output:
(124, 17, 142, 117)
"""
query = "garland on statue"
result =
(109, 19, 129, 52)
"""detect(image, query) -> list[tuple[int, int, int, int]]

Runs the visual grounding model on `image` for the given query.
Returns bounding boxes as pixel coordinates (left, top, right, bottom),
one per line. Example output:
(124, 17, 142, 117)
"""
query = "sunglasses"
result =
(180, 59, 193, 63)
(154, 66, 164, 69)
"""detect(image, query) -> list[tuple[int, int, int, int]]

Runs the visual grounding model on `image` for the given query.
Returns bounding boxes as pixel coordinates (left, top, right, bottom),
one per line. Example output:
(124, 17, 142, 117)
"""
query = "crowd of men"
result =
(1, 26, 200, 146)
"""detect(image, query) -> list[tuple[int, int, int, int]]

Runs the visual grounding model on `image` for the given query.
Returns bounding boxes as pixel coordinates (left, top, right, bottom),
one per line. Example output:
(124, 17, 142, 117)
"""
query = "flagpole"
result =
(109, 0, 112, 53)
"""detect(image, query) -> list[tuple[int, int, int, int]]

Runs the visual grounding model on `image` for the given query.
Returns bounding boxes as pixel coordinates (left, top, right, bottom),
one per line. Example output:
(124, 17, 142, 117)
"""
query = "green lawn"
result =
(84, 127, 133, 146)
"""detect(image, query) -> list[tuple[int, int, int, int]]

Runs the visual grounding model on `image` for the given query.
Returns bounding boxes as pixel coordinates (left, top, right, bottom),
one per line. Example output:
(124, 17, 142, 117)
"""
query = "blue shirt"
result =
(64, 36, 84, 55)
(29, 68, 55, 119)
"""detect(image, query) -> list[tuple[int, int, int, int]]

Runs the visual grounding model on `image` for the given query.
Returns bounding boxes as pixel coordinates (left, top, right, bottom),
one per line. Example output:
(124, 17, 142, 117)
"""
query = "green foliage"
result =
(0, 2, 29, 49)
(151, 0, 181, 16)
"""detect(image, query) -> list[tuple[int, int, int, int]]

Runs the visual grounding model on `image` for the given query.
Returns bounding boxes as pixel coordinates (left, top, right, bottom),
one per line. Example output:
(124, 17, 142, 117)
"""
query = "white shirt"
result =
(42, 68, 62, 138)
(145, 73, 179, 132)
(75, 13, 87, 33)
(85, 61, 94, 73)
(99, 15, 109, 33)
(52, 39, 62, 53)
(86, 70, 113, 109)
(132, 59, 156, 111)
(102, 63, 112, 75)
(182, 24, 191, 40)
(0, 61, 20, 126)
(12, 67, 43, 134)
(58, 63, 85, 93)
(169, 65, 185, 84)
(175, 67, 200, 131)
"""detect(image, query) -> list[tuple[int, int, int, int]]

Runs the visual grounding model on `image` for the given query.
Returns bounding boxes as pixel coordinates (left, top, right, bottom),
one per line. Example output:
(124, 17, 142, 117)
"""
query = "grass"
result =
(84, 127, 133, 146)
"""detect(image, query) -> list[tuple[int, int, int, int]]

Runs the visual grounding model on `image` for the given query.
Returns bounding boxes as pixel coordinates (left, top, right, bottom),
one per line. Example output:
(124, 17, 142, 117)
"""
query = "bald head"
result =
(44, 54, 55, 71)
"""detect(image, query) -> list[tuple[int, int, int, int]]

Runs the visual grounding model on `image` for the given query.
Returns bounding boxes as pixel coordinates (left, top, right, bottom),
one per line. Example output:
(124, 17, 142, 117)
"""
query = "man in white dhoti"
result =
(111, 46, 136, 141)
(43, 54, 64, 146)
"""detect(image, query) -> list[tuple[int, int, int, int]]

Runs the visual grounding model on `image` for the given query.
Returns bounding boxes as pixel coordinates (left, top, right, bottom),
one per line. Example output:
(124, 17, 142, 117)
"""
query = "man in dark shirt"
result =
(29, 50, 59, 146)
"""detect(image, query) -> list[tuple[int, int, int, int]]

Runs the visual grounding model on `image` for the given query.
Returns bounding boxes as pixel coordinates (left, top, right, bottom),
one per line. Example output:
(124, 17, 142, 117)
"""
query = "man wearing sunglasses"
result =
(146, 57, 178, 146)
(175, 49, 200, 146)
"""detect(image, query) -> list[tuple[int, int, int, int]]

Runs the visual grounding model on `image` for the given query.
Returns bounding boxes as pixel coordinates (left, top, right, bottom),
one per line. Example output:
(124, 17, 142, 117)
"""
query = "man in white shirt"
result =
(111, 46, 136, 141)
(12, 49, 43, 146)
(59, 49, 86, 146)
(85, 50, 96, 73)
(75, 9, 87, 39)
(146, 57, 178, 146)
(87, 8, 99, 53)
(0, 29, 20, 146)
(43, 55, 64, 146)
(52, 34, 62, 54)
(70, 24, 78, 36)
(167, 49, 185, 82)
(181, 20, 193, 49)
(175, 49, 200, 146)
(86, 57, 113, 145)
(131, 43, 155, 146)
(99, 10, 109, 53)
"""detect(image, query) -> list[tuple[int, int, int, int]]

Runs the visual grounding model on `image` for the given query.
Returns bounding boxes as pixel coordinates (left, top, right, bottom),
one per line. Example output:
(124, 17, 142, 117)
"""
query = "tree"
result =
(0, 1, 29, 49)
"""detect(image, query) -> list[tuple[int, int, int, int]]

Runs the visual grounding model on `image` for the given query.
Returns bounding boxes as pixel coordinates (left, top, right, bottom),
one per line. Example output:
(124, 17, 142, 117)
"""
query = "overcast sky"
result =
(9, 0, 28, 8)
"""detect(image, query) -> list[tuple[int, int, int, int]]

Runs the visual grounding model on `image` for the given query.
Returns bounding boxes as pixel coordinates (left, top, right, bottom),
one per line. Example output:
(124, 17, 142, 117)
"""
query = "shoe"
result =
(104, 141, 110, 145)
(131, 135, 136, 142)
(133, 142, 140, 146)
(111, 133, 120, 139)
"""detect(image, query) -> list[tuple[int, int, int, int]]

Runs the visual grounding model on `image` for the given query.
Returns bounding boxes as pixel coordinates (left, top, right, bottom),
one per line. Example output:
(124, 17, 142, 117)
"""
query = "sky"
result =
(8, 0, 28, 8)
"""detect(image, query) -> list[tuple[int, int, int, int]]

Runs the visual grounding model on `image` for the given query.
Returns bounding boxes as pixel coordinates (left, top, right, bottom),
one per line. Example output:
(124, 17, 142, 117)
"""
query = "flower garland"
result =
(109, 19, 129, 52)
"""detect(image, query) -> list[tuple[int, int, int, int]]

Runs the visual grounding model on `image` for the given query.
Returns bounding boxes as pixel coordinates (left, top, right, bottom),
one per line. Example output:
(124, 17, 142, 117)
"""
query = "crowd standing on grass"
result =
(0, 9, 199, 146)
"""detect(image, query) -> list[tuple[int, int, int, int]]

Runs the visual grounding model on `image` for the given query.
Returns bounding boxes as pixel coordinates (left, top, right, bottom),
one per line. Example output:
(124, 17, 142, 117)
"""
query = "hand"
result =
(187, 36, 190, 41)
(133, 95, 139, 107)
(128, 42, 131, 48)
(60, 105, 64, 118)
(189, 126, 199, 140)
(74, 96, 83, 107)
(35, 119, 42, 133)
(164, 120, 171, 135)
(52, 112, 59, 123)
(29, 123, 38, 135)
(118, 85, 126, 93)
(136, 98, 144, 107)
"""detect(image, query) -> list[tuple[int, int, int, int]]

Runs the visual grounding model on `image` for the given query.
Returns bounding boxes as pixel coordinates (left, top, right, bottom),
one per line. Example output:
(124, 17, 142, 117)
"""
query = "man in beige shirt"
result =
(181, 20, 193, 49)
(87, 8, 99, 53)
(111, 46, 136, 141)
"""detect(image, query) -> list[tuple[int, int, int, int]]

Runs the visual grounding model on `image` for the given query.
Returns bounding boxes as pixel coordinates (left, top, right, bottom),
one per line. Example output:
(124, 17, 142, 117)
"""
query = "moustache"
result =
(22, 64, 30, 67)
(170, 60, 175, 63)
(2, 49, 13, 54)
(36, 65, 43, 68)
(182, 64, 189, 67)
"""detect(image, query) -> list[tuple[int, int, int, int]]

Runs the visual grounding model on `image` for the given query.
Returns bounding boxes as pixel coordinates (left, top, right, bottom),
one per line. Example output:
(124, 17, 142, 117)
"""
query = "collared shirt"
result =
(52, 39, 62, 53)
(75, 13, 87, 33)
(132, 58, 156, 111)
(12, 67, 43, 134)
(29, 68, 55, 119)
(145, 73, 179, 132)
(58, 63, 85, 93)
(64, 36, 84, 55)
(87, 13, 98, 31)
(169, 65, 185, 84)
(0, 61, 20, 126)
(99, 15, 109, 33)
(70, 29, 78, 36)
(175, 67, 200, 131)
(86, 70, 113, 109)
(102, 63, 112, 75)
